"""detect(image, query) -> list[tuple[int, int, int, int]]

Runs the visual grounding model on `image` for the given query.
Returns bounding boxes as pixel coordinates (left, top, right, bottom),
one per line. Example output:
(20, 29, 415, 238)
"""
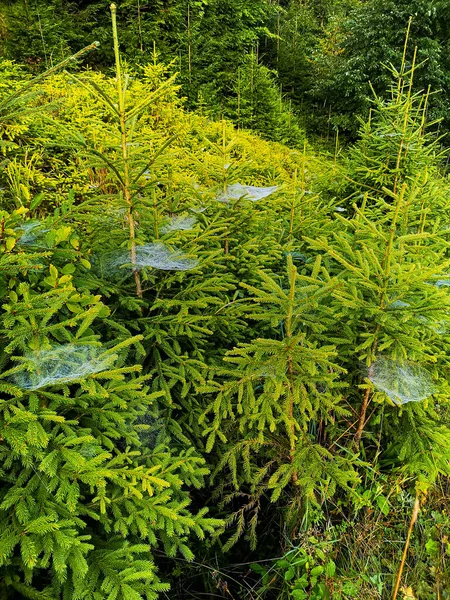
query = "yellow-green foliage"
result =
(7, 65, 326, 202)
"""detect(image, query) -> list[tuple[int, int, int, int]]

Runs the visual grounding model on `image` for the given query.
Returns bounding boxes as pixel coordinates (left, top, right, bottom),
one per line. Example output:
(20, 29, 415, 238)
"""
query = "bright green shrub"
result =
(197, 63, 450, 600)
(0, 201, 222, 598)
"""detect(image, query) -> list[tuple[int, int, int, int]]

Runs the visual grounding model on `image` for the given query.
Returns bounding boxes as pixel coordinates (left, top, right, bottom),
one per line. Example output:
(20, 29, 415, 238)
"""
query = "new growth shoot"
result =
(110, 3, 142, 297)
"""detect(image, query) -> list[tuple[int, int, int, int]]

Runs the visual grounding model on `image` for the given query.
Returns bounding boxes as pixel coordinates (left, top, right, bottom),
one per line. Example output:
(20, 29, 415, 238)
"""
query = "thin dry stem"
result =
(391, 494, 421, 600)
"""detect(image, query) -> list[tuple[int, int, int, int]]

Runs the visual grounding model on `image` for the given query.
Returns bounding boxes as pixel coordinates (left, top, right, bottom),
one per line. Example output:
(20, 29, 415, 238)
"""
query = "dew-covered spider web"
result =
(368, 357, 437, 405)
(160, 215, 197, 234)
(435, 277, 450, 288)
(217, 183, 279, 203)
(99, 242, 198, 278)
(387, 300, 410, 309)
(13, 344, 114, 390)
(189, 205, 207, 214)
(16, 221, 49, 247)
(136, 413, 165, 449)
(386, 299, 449, 334)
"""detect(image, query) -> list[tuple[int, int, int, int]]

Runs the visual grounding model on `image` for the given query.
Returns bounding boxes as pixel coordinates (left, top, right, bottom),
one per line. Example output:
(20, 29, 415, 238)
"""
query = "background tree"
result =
(309, 0, 450, 136)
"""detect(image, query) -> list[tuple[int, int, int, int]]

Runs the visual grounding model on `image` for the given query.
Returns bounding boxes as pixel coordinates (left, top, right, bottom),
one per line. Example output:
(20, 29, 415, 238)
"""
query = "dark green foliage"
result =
(309, 0, 450, 136)
(228, 53, 304, 145)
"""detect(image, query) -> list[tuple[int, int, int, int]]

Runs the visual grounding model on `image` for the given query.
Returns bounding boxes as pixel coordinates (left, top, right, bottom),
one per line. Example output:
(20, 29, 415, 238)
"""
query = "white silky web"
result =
(190, 206, 207, 214)
(100, 242, 198, 276)
(133, 244, 198, 270)
(217, 183, 279, 203)
(137, 413, 165, 448)
(13, 344, 114, 390)
(160, 215, 197, 234)
(435, 278, 450, 288)
(387, 300, 410, 309)
(368, 357, 437, 405)
(16, 221, 49, 247)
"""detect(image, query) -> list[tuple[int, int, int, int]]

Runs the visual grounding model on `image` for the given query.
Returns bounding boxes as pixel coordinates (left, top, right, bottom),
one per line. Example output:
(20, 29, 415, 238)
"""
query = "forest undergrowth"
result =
(0, 7, 450, 600)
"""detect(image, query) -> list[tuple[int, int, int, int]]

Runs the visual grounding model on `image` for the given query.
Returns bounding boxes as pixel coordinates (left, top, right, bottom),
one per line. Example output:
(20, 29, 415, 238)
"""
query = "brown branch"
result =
(354, 386, 371, 447)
